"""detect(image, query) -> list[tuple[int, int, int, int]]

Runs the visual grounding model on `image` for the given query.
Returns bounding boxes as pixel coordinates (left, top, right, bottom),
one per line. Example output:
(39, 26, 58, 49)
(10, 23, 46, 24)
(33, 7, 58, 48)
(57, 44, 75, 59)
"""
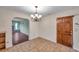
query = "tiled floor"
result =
(1, 37, 77, 52)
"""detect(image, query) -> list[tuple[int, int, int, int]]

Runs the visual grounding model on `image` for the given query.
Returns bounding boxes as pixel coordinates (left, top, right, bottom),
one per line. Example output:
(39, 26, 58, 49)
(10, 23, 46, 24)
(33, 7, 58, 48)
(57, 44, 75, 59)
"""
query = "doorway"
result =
(57, 16, 73, 47)
(12, 17, 29, 45)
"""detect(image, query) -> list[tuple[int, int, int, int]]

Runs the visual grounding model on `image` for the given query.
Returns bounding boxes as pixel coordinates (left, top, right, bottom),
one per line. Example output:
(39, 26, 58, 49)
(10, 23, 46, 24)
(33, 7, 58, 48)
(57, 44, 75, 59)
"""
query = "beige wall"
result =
(40, 8, 79, 51)
(0, 9, 39, 48)
(30, 22, 40, 39)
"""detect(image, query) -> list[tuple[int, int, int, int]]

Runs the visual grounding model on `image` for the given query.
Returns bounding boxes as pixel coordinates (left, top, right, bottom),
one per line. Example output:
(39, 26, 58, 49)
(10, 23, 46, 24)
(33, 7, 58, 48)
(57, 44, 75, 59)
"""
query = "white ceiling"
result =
(0, 6, 79, 17)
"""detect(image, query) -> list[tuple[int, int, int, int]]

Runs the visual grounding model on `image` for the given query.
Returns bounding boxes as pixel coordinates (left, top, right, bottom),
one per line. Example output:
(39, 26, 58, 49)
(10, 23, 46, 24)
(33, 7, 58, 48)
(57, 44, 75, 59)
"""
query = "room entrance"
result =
(12, 17, 29, 45)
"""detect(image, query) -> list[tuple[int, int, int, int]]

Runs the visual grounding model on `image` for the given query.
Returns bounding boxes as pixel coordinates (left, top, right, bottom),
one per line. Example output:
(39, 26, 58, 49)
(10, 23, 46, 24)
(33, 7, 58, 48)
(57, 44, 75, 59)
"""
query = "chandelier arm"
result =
(35, 6, 38, 14)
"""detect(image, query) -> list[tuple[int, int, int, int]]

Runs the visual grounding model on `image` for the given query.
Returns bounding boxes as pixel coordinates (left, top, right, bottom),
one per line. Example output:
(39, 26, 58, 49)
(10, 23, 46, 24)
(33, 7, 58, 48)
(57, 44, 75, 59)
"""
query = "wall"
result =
(40, 8, 79, 51)
(39, 15, 56, 42)
(0, 9, 39, 48)
(29, 21, 40, 40)
(20, 19, 29, 35)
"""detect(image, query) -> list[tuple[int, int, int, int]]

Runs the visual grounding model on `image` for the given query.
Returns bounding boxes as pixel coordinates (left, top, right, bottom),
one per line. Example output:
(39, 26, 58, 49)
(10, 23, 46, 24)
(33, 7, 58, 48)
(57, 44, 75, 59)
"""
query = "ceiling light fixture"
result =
(30, 6, 42, 22)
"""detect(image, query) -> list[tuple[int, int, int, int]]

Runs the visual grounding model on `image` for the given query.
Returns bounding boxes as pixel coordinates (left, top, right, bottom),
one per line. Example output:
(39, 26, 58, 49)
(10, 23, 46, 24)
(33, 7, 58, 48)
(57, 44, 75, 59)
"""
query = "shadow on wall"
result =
(12, 17, 29, 45)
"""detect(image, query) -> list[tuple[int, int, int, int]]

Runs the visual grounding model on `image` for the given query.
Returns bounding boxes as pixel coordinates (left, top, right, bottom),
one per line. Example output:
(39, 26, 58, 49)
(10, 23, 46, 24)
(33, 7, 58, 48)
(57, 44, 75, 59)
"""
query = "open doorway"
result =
(12, 17, 29, 45)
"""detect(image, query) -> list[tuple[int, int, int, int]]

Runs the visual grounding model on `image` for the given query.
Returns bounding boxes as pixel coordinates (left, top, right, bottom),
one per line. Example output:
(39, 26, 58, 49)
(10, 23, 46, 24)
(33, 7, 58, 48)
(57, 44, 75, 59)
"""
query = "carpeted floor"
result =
(0, 37, 77, 52)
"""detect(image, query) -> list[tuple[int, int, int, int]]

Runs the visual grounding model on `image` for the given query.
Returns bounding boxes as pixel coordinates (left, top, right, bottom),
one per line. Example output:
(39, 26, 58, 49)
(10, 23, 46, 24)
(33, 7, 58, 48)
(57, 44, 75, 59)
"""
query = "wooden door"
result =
(57, 18, 64, 44)
(0, 33, 5, 50)
(63, 16, 73, 47)
(57, 16, 73, 47)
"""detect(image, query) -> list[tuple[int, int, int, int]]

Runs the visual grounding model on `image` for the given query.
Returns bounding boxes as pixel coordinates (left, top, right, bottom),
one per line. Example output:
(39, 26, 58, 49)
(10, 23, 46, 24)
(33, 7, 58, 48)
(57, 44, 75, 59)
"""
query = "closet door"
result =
(57, 16, 73, 47)
(63, 16, 73, 47)
(57, 18, 64, 44)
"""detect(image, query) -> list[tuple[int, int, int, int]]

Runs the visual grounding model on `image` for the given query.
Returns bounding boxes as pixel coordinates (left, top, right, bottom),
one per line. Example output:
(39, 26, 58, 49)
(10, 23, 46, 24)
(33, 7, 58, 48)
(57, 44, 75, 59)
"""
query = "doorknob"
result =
(68, 32, 72, 35)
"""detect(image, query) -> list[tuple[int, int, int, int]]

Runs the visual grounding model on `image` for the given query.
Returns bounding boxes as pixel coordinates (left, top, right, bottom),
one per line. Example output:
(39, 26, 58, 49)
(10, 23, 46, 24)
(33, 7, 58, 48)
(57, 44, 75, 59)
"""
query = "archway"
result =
(12, 17, 29, 45)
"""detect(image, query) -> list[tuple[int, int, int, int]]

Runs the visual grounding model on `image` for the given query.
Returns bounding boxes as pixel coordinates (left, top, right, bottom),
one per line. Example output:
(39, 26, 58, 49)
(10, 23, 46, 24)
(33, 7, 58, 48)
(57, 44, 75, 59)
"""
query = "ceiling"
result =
(0, 6, 79, 17)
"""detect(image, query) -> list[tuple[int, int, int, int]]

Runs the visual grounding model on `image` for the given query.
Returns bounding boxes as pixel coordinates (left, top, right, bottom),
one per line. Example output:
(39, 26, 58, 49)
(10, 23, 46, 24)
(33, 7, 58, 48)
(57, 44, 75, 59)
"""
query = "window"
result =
(12, 21, 20, 32)
(15, 22, 19, 30)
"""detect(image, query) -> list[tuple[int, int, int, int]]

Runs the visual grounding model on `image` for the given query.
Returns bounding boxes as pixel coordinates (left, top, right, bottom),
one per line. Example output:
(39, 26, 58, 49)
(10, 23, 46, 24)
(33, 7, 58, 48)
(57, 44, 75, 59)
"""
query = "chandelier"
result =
(30, 6, 42, 22)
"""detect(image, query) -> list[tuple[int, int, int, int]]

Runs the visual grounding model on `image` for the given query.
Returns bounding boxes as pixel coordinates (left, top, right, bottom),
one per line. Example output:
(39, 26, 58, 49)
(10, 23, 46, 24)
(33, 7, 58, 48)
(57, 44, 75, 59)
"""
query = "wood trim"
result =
(57, 15, 74, 19)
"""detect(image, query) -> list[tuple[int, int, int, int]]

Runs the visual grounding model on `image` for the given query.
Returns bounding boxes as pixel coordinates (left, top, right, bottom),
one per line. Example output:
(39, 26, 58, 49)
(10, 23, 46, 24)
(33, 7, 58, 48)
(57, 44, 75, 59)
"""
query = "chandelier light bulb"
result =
(38, 15, 42, 18)
(35, 14, 38, 17)
(31, 14, 35, 19)
(30, 14, 33, 17)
